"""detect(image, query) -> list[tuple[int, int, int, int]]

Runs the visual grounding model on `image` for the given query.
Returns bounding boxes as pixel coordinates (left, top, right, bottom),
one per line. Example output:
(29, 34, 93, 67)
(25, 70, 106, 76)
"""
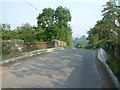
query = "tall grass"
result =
(106, 55, 120, 82)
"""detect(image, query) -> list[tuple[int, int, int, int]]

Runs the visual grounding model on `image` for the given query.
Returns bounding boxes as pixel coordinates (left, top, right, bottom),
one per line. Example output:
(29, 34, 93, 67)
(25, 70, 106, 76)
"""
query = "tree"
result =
(34, 27, 45, 42)
(1, 24, 11, 40)
(36, 6, 73, 48)
(55, 6, 71, 23)
(15, 23, 35, 42)
(102, 1, 118, 41)
(87, 1, 119, 50)
(37, 8, 54, 28)
(117, 4, 120, 45)
(87, 1, 118, 45)
(73, 36, 88, 48)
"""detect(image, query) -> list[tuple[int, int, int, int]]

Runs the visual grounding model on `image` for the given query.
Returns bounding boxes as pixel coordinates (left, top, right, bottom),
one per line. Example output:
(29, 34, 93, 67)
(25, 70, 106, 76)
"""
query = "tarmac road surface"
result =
(2, 49, 116, 88)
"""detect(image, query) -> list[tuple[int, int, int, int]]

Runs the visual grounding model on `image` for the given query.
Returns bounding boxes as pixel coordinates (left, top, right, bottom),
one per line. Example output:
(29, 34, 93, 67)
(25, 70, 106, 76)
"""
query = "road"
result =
(2, 49, 116, 88)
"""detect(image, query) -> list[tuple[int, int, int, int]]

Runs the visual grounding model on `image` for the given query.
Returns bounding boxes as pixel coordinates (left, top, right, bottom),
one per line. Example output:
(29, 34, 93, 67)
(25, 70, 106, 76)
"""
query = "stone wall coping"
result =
(1, 47, 64, 65)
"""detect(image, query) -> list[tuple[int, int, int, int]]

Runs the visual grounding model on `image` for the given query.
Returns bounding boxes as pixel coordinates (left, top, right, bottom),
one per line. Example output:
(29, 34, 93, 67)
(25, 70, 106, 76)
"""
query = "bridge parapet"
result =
(1, 47, 64, 66)
(98, 48, 120, 89)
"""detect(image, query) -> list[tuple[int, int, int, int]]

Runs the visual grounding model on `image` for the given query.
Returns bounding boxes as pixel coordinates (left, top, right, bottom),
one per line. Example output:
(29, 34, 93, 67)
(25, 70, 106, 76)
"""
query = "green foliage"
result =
(2, 43, 22, 60)
(2, 43, 12, 55)
(23, 45, 39, 52)
(73, 35, 88, 48)
(87, 1, 119, 49)
(37, 8, 54, 28)
(76, 42, 82, 48)
(94, 40, 106, 48)
(106, 55, 120, 82)
(16, 23, 36, 42)
(85, 44, 94, 49)
(117, 5, 120, 25)
(34, 27, 45, 42)
(1, 6, 74, 60)
(55, 6, 71, 23)
(1, 23, 45, 42)
(85, 39, 107, 50)
(1, 6, 73, 49)
(1, 24, 11, 40)
(37, 6, 73, 49)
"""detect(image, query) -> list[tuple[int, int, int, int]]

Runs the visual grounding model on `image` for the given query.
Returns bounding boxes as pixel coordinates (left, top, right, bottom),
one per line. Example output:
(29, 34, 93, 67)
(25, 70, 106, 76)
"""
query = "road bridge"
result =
(2, 49, 116, 88)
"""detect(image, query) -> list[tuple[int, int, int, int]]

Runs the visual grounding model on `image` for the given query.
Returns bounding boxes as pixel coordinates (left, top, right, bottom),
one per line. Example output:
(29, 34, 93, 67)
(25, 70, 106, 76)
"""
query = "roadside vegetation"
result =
(73, 35, 88, 48)
(106, 55, 120, 82)
(0, 53, 1, 61)
(1, 6, 73, 49)
(2, 44, 38, 60)
(87, 2, 119, 49)
(1, 6, 73, 60)
(86, 1, 120, 82)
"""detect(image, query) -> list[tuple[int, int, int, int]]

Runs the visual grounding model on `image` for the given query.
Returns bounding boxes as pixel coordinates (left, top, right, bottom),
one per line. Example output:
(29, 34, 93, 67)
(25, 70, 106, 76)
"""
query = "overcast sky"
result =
(1, 0, 108, 38)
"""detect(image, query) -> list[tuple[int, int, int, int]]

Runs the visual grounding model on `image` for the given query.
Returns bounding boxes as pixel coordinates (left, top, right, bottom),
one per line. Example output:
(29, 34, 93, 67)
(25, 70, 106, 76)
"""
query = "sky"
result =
(0, 0, 108, 38)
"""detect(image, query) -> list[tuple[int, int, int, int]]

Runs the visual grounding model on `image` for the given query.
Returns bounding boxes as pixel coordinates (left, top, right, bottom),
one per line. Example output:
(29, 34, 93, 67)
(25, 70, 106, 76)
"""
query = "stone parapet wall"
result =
(1, 47, 64, 65)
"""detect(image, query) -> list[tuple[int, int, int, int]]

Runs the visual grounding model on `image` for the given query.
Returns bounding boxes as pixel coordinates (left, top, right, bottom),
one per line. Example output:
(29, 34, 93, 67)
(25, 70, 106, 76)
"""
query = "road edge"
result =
(98, 48, 120, 89)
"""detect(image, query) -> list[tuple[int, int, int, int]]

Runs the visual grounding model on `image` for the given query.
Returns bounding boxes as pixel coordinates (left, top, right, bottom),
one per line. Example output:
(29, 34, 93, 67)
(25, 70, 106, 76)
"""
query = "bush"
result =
(23, 45, 39, 52)
(106, 55, 120, 82)
(94, 39, 107, 49)
(47, 46, 54, 48)
(2, 44, 12, 55)
(85, 39, 107, 50)
(2, 42, 23, 60)
(2, 44, 23, 60)
(85, 44, 94, 49)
